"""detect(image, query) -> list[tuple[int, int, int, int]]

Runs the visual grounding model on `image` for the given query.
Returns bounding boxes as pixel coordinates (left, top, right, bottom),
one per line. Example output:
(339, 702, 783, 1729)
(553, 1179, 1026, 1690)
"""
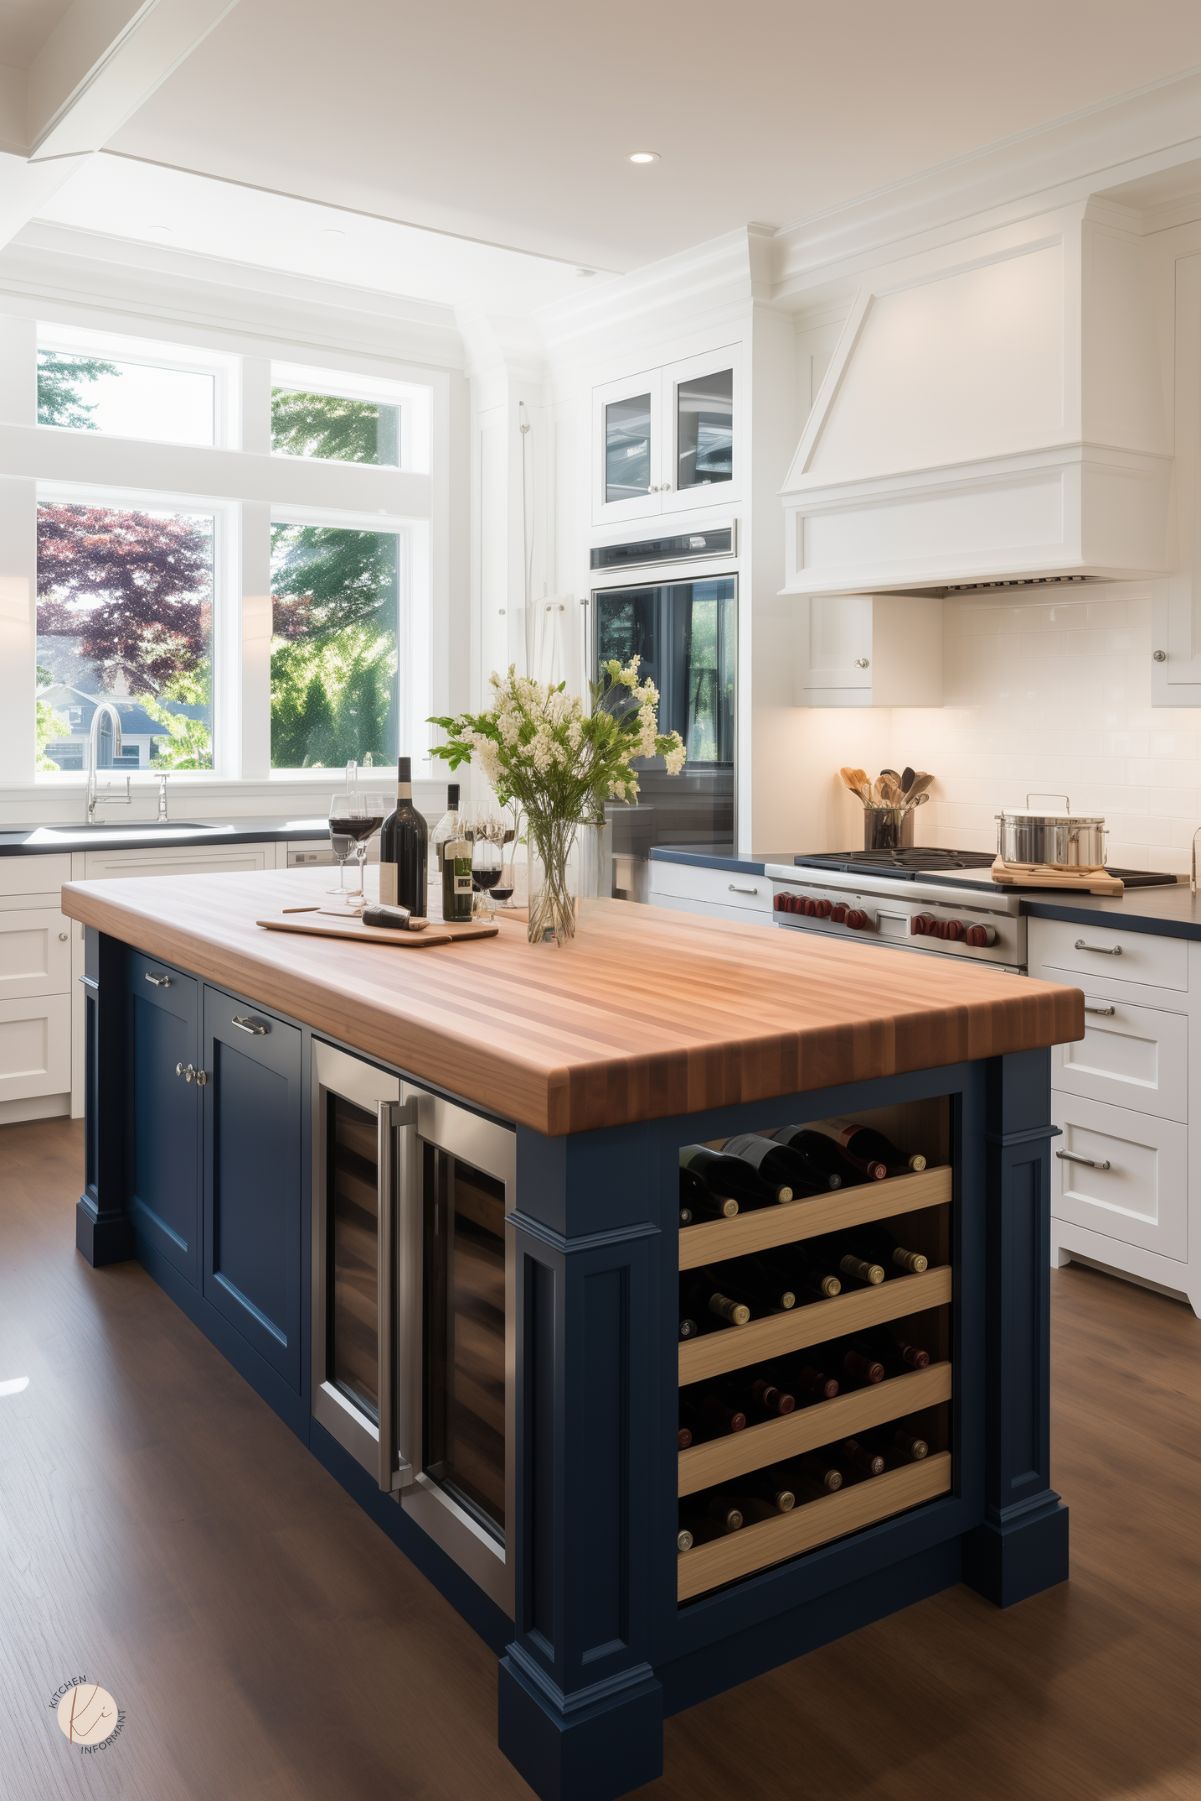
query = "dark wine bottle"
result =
(680, 1499, 743, 1543)
(824, 1117, 927, 1175)
(679, 1165, 738, 1220)
(840, 1436, 886, 1479)
(726, 1255, 797, 1313)
(730, 1472, 796, 1518)
(780, 1125, 885, 1183)
(680, 1144, 792, 1207)
(680, 1392, 747, 1439)
(849, 1224, 929, 1276)
(682, 1273, 752, 1328)
(679, 1204, 694, 1228)
(841, 1345, 886, 1387)
(864, 1330, 931, 1373)
(722, 1132, 824, 1199)
(677, 1527, 694, 1553)
(779, 1361, 839, 1402)
(677, 1424, 694, 1451)
(785, 1453, 844, 1498)
(721, 1374, 796, 1420)
(379, 756, 428, 913)
(702, 1496, 744, 1533)
(776, 1247, 842, 1302)
(890, 1426, 930, 1462)
(759, 1126, 859, 1188)
(678, 1314, 698, 1341)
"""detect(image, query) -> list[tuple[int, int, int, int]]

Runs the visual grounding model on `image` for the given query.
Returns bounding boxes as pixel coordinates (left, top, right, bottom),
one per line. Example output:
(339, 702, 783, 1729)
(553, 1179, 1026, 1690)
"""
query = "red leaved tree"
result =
(37, 504, 212, 697)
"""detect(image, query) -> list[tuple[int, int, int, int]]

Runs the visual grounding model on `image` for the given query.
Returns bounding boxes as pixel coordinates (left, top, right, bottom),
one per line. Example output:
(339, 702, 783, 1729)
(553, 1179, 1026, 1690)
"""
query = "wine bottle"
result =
(678, 1314, 698, 1341)
(864, 1330, 931, 1374)
(677, 1424, 694, 1452)
(849, 1224, 929, 1276)
(680, 1144, 792, 1207)
(722, 1133, 824, 1199)
(730, 1472, 796, 1518)
(779, 1361, 839, 1402)
(702, 1496, 744, 1533)
(680, 1392, 747, 1439)
(680, 1500, 743, 1543)
(890, 1427, 930, 1462)
(785, 1453, 844, 1498)
(682, 1273, 752, 1328)
(840, 1436, 886, 1479)
(379, 756, 428, 913)
(725, 1255, 797, 1313)
(758, 1126, 854, 1188)
(817, 1238, 884, 1287)
(680, 1166, 738, 1220)
(677, 1527, 694, 1553)
(679, 1204, 694, 1228)
(840, 1345, 886, 1387)
(823, 1118, 927, 1175)
(429, 782, 463, 876)
(774, 1248, 842, 1302)
(805, 1122, 888, 1180)
(721, 1375, 796, 1420)
(441, 835, 474, 923)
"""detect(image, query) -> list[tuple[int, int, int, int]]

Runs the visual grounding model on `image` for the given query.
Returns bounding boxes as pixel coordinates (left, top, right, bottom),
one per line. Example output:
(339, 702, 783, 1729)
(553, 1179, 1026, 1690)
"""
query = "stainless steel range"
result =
(766, 849, 1180, 975)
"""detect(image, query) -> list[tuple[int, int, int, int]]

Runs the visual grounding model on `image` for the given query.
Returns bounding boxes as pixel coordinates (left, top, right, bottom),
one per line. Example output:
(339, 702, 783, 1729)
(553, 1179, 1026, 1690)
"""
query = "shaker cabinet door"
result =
(125, 954, 201, 1284)
(201, 988, 303, 1390)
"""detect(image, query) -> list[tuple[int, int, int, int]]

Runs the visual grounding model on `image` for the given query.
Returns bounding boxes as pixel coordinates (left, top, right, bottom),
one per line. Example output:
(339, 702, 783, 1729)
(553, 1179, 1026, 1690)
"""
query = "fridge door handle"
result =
(378, 1097, 417, 1494)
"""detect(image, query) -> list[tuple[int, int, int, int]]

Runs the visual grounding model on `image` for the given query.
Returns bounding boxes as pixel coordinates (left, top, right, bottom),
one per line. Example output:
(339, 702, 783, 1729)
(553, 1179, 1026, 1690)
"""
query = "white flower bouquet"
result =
(430, 658, 686, 942)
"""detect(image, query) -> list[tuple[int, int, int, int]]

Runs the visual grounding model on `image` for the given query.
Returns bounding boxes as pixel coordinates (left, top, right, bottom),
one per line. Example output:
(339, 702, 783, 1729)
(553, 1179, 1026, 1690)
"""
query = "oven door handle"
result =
(378, 1097, 417, 1494)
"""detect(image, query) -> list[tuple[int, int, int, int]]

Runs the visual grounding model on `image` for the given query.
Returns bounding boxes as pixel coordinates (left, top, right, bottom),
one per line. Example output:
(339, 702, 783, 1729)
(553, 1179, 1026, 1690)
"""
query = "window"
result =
(270, 520, 402, 769)
(270, 362, 430, 471)
(37, 327, 223, 447)
(36, 497, 216, 773)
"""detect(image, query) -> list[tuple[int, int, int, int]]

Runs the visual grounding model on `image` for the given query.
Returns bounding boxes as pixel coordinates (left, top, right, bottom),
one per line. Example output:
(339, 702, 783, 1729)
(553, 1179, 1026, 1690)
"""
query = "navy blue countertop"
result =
(0, 816, 329, 856)
(649, 844, 1201, 941)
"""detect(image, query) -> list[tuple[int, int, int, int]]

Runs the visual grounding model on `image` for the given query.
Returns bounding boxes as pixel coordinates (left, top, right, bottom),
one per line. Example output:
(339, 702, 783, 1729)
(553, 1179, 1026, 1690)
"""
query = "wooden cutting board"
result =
(256, 913, 498, 948)
(990, 857, 1125, 897)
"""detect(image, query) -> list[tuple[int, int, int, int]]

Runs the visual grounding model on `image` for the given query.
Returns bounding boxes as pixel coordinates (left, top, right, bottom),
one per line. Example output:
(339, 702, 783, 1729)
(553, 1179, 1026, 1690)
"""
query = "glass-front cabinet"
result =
(311, 1041, 515, 1611)
(592, 346, 740, 525)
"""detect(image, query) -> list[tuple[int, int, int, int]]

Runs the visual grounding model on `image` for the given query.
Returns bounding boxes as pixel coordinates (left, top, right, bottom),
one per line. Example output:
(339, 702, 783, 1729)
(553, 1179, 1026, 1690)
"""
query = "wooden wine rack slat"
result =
(677, 1451, 953, 1601)
(678, 1266, 952, 1386)
(678, 1166, 951, 1272)
(677, 1361, 951, 1498)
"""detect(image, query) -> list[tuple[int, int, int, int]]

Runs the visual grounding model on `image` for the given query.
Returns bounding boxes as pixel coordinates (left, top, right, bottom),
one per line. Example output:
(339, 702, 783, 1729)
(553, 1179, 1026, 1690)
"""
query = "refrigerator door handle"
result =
(378, 1098, 417, 1494)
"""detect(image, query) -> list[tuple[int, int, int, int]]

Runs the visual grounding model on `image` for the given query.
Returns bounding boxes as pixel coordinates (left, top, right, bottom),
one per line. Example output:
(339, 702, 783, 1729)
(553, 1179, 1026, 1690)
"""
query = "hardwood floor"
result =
(2, 1118, 1200, 1801)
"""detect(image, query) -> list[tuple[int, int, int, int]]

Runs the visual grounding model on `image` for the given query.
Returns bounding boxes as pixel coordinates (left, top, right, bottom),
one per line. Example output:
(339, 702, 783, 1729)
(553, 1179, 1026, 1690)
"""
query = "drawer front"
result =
(1051, 1091, 1187, 1261)
(0, 854, 71, 898)
(649, 861, 772, 913)
(0, 908, 71, 1000)
(0, 994, 71, 1101)
(651, 894, 775, 926)
(1029, 917, 1187, 993)
(1051, 988, 1188, 1123)
(84, 845, 276, 879)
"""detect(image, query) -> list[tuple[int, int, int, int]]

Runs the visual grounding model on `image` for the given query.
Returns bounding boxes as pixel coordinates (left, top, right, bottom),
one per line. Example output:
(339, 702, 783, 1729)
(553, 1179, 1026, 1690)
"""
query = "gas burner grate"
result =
(793, 849, 996, 879)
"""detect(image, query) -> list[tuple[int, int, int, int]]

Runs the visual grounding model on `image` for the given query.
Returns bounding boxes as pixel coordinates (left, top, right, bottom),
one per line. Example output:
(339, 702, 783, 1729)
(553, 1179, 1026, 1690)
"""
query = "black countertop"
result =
(0, 816, 329, 856)
(649, 844, 1201, 941)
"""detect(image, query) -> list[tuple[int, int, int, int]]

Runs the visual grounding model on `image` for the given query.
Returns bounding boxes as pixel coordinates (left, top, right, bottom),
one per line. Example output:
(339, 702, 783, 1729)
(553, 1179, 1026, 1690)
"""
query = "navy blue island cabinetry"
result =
(64, 870, 1085, 1801)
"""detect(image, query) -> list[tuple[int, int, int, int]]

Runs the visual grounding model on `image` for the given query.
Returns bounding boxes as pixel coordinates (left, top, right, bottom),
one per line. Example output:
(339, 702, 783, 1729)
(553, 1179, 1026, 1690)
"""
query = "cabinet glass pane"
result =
(594, 576, 735, 767)
(326, 1094, 379, 1422)
(605, 392, 653, 503)
(423, 1146, 506, 1540)
(676, 367, 733, 492)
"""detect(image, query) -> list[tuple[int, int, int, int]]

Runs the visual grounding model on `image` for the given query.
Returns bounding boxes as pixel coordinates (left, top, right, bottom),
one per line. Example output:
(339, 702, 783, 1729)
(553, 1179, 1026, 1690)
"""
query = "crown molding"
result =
(772, 66, 1201, 299)
(0, 222, 468, 369)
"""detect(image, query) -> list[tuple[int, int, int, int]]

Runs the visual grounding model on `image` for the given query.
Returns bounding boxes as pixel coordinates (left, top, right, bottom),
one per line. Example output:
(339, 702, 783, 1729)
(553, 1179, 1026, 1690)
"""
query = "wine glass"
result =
(330, 791, 385, 910)
(327, 795, 356, 900)
(471, 824, 504, 920)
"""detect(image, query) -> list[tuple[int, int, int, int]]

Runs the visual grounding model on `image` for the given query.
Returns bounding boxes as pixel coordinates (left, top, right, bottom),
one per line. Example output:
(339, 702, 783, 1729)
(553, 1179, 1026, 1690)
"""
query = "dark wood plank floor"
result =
(2, 1118, 1199, 1801)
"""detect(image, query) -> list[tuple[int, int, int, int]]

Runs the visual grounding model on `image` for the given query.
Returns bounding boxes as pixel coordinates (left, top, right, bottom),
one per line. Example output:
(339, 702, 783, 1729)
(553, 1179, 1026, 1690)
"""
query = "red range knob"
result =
(831, 903, 848, 923)
(845, 908, 869, 931)
(944, 920, 965, 942)
(966, 924, 998, 947)
(802, 897, 817, 916)
(912, 913, 934, 936)
(812, 898, 832, 918)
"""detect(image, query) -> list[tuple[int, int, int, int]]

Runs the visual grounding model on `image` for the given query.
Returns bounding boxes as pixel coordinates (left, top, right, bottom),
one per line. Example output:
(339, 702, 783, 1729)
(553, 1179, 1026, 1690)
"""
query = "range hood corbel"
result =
(780, 203, 1173, 595)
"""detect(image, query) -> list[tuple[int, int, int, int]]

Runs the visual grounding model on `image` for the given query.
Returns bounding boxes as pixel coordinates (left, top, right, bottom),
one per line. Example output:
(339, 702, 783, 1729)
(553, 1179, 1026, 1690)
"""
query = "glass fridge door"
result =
(593, 575, 736, 767)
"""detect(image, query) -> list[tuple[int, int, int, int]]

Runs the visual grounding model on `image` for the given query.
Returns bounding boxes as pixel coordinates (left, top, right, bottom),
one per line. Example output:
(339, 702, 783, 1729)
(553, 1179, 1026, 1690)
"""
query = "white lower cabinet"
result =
(1029, 916, 1201, 1316)
(648, 859, 773, 925)
(0, 908, 72, 1003)
(0, 994, 70, 1104)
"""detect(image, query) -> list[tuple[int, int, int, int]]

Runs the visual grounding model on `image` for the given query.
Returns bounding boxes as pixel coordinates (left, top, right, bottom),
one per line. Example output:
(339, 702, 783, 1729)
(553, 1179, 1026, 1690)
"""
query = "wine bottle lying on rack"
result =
(765, 1125, 884, 1184)
(681, 1272, 752, 1329)
(680, 1499, 744, 1543)
(677, 1424, 694, 1451)
(840, 1345, 886, 1388)
(680, 1392, 747, 1441)
(753, 1247, 841, 1302)
(722, 1255, 797, 1313)
(849, 1224, 929, 1275)
(861, 1330, 932, 1374)
(680, 1166, 738, 1220)
(718, 1373, 796, 1420)
(677, 1528, 694, 1553)
(728, 1471, 797, 1519)
(839, 1436, 886, 1480)
(822, 1118, 928, 1176)
(777, 1359, 840, 1403)
(888, 1426, 931, 1462)
(680, 1144, 793, 1207)
(721, 1132, 829, 1200)
(756, 1127, 844, 1190)
(781, 1452, 844, 1499)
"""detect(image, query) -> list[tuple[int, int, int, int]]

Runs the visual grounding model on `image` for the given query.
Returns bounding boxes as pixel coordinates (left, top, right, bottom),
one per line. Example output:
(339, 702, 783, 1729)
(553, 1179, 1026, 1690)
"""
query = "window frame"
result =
(36, 323, 237, 451)
(269, 361, 431, 474)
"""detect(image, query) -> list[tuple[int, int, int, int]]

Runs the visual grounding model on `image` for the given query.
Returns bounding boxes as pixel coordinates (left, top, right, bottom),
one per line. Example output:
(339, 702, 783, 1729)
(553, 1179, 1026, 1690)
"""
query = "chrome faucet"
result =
(85, 700, 132, 823)
(156, 772, 170, 821)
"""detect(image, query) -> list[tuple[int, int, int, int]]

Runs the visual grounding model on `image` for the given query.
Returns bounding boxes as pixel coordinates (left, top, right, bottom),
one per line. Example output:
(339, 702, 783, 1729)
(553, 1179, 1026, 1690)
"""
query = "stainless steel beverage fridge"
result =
(311, 1040, 516, 1609)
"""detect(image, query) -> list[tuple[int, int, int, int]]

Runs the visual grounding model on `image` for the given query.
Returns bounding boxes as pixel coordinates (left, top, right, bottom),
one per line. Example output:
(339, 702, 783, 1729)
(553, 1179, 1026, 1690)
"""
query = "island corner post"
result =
(64, 873, 1078, 1801)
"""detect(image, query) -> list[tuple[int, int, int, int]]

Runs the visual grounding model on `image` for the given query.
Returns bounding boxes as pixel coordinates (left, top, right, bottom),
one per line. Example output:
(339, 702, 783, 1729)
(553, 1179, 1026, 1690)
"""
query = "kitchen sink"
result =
(22, 821, 237, 844)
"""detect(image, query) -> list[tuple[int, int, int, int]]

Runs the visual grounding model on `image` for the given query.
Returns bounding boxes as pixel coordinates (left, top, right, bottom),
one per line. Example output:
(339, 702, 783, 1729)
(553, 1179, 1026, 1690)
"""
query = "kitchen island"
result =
(62, 867, 1082, 1801)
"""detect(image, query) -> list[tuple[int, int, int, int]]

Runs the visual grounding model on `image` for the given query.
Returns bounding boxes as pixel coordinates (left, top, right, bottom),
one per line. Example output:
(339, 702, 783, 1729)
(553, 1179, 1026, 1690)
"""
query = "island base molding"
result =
(70, 922, 1073, 1801)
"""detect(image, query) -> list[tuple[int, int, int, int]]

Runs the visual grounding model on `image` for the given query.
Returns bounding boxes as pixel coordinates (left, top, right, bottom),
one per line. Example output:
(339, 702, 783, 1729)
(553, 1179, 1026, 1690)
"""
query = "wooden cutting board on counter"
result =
(256, 912, 497, 948)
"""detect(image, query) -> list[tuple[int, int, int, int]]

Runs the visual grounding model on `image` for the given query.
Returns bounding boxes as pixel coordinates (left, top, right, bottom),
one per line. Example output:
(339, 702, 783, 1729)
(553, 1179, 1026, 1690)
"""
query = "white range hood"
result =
(781, 203, 1173, 595)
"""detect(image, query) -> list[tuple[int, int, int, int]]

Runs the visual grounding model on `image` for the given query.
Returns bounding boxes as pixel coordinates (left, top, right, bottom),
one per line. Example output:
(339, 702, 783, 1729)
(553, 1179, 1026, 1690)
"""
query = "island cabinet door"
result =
(200, 989, 303, 1390)
(125, 952, 201, 1284)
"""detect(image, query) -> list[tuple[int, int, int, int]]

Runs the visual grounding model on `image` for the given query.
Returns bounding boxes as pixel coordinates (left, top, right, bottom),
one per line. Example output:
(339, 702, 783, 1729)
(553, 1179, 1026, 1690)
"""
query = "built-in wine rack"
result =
(676, 1125, 953, 1603)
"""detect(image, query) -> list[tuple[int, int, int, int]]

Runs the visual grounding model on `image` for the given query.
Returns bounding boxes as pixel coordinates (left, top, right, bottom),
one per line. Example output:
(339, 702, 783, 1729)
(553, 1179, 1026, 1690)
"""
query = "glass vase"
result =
(526, 815, 578, 945)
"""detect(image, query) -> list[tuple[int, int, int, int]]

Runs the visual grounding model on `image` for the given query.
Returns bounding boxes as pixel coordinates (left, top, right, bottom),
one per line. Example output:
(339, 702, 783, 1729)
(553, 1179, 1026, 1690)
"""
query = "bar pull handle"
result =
(1056, 1149, 1112, 1172)
(727, 882, 760, 896)
(231, 1014, 270, 1035)
(1084, 1003, 1116, 1017)
(377, 1098, 416, 1495)
(144, 970, 172, 987)
(1074, 939, 1121, 956)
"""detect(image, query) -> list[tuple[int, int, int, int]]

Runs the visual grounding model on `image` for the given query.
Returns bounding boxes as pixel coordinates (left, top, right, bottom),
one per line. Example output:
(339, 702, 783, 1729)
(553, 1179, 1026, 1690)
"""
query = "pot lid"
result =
(998, 807, 1105, 824)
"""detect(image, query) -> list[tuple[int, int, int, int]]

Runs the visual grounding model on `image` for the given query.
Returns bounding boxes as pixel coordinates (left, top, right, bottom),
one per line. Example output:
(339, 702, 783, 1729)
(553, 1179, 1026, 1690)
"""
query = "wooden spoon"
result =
(840, 766, 871, 805)
(901, 766, 916, 793)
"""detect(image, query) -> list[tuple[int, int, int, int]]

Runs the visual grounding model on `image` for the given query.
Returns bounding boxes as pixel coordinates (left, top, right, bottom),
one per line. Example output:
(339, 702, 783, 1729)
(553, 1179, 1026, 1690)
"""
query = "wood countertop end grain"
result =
(60, 869, 1084, 1135)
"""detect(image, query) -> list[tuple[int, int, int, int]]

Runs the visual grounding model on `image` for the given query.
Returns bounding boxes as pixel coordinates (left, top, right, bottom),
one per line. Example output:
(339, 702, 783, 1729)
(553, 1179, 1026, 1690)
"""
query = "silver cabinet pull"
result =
(175, 1061, 194, 1082)
(1056, 1149, 1112, 1172)
(58, 931, 68, 942)
(855, 657, 870, 668)
(231, 1014, 269, 1035)
(1083, 1003, 1116, 1017)
(194, 1069, 209, 1087)
(377, 1099, 415, 1495)
(1153, 649, 1167, 662)
(728, 882, 760, 895)
(144, 971, 172, 987)
(1074, 940, 1121, 956)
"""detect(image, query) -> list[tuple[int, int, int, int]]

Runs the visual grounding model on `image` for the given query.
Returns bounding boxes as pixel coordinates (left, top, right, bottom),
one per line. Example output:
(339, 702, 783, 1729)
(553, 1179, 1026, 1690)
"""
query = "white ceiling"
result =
(103, 0, 1201, 270)
(0, 0, 69, 70)
(33, 155, 599, 313)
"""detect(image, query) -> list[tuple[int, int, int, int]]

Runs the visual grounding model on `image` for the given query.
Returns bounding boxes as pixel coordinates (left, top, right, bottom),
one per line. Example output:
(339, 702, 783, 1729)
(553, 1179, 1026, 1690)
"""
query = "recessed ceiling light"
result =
(627, 150, 659, 165)
(576, 267, 597, 279)
(321, 227, 346, 241)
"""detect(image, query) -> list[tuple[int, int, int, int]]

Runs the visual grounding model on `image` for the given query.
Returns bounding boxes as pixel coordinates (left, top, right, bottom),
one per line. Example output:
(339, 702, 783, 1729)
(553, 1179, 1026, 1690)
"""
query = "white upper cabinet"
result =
(800, 592, 943, 708)
(592, 347, 741, 526)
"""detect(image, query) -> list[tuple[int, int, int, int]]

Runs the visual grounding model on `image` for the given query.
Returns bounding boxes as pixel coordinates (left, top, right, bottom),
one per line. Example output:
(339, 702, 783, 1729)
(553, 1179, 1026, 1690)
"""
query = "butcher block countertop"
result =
(62, 867, 1084, 1136)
